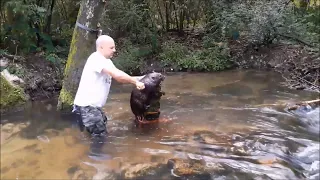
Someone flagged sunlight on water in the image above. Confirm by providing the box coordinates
[1,70,319,180]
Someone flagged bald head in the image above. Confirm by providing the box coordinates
[96,35,114,47]
[96,35,116,58]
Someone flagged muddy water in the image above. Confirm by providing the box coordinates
[1,70,319,180]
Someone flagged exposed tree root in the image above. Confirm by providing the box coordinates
[254,99,320,110]
[287,99,320,111]
[274,47,320,92]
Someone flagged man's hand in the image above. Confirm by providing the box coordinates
[135,81,145,90]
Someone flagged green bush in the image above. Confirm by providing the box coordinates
[113,39,153,75]
[204,0,320,48]
[159,41,188,67]
[159,38,232,72]
[178,47,232,72]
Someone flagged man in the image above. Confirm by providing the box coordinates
[73,35,145,136]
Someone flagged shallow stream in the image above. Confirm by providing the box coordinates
[1,70,319,180]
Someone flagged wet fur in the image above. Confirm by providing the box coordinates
[130,72,165,123]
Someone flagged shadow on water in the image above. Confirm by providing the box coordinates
[1,70,319,180]
[1,99,71,136]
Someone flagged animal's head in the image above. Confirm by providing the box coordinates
[142,72,165,87]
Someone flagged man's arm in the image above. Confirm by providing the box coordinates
[132,75,145,81]
[101,66,145,89]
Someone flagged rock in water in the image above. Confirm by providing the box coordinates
[130,72,165,123]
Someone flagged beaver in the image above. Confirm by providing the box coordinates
[130,72,165,123]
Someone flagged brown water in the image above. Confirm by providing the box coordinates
[1,70,319,180]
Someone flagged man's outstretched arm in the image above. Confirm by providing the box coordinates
[133,75,145,81]
[101,67,145,90]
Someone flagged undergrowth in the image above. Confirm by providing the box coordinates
[114,35,234,74]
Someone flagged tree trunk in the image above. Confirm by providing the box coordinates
[58,0,68,21]
[156,0,165,31]
[165,0,170,31]
[172,1,179,31]
[178,9,185,36]
[57,0,105,111]
[45,0,56,34]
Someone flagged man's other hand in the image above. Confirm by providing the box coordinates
[136,81,145,90]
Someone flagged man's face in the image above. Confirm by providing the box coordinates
[102,40,116,59]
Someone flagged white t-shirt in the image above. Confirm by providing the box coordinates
[73,51,114,107]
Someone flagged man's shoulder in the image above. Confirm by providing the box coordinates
[84,52,115,73]
[105,58,114,65]
[87,52,101,61]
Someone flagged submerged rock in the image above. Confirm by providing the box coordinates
[71,169,89,180]
[192,130,231,145]
[73,162,118,180]
[167,158,224,179]
[1,122,30,144]
[67,165,89,180]
[120,162,167,179]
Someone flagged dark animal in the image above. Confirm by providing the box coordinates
[130,72,165,124]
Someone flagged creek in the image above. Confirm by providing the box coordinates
[1,70,319,180]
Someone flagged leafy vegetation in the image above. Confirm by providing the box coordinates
[0,0,319,74]
[0,75,26,112]
[0,0,77,62]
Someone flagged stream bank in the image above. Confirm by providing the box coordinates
[229,38,319,92]
[0,39,319,115]
[0,52,63,114]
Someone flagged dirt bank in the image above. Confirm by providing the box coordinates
[0,53,63,114]
[229,38,319,92]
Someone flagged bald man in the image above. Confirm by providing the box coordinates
[73,35,145,136]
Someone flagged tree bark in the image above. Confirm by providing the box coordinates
[165,0,170,31]
[57,0,105,111]
[156,0,165,31]
[178,9,185,36]
[45,0,56,34]
[172,1,179,31]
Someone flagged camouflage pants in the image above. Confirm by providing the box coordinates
[72,105,108,136]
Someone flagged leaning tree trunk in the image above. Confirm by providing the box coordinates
[57,0,105,111]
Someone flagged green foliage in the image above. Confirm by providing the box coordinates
[159,41,188,67]
[104,0,156,44]
[179,46,232,72]
[287,5,320,47]
[1,0,77,60]
[0,75,27,111]
[1,0,319,75]
[45,53,63,64]
[3,1,48,53]
[113,40,152,75]
[204,0,320,48]
[0,49,9,56]
[6,64,26,77]
[159,38,232,72]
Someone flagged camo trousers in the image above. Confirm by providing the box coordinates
[72,105,108,136]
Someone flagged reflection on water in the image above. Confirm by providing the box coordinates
[1,70,319,180]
